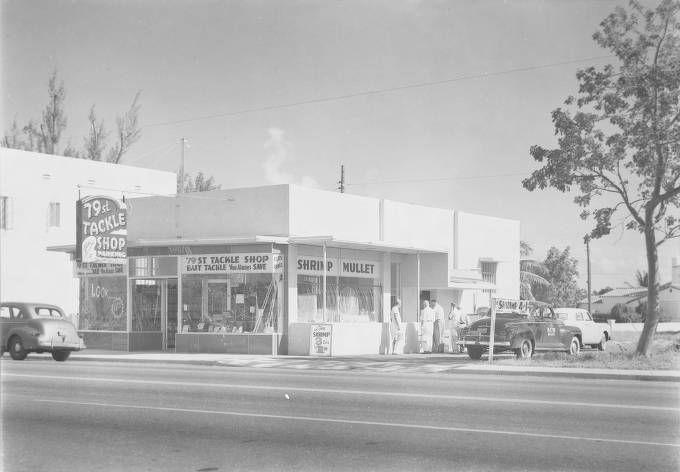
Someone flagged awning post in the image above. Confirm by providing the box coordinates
[416,253,421,322]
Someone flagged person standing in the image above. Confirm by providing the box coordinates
[420,300,435,353]
[453,303,468,353]
[430,299,445,353]
[389,298,403,355]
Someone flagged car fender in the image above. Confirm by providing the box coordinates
[510,330,534,349]
[6,326,40,350]
[563,326,583,346]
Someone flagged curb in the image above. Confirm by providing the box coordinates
[55,354,680,382]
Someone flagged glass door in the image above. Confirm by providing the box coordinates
[163,279,179,350]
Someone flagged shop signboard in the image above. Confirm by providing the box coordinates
[74,261,127,276]
[309,323,332,356]
[181,252,284,275]
[297,256,380,279]
[494,298,530,314]
[76,196,127,264]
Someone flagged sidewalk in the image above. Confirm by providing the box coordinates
[60,350,680,382]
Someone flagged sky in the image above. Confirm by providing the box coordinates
[2,0,678,289]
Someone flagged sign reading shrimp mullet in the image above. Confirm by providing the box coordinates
[76,196,127,264]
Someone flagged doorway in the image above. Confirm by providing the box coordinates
[164,279,178,350]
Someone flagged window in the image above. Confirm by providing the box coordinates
[35,307,64,319]
[0,196,10,229]
[0,307,11,319]
[48,202,61,227]
[575,312,584,321]
[79,276,127,330]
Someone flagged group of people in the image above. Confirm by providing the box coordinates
[389,298,470,354]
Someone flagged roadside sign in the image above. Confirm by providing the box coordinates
[309,323,332,357]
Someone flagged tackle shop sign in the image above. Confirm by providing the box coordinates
[76,196,127,264]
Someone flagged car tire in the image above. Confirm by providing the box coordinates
[597,334,607,351]
[568,337,581,356]
[52,351,71,362]
[8,336,28,360]
[515,338,533,359]
[467,346,483,360]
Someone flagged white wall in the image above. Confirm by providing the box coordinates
[382,200,452,251]
[0,148,176,315]
[289,186,380,241]
[128,185,290,241]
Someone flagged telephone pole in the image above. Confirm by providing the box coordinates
[179,137,187,194]
[585,235,592,313]
[338,164,345,193]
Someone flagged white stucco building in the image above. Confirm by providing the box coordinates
[0,148,177,316]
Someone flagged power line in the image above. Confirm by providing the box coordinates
[347,172,528,186]
[142,55,614,129]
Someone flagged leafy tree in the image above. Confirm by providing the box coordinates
[2,70,141,163]
[178,172,221,193]
[634,269,649,287]
[523,0,680,355]
[534,246,585,307]
[519,241,550,300]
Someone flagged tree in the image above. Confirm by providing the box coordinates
[634,269,650,287]
[2,70,141,163]
[534,246,585,307]
[178,172,221,193]
[523,0,680,355]
[519,241,550,300]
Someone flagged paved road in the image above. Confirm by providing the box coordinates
[2,358,679,472]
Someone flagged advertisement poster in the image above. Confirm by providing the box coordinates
[309,323,332,356]
[181,252,284,275]
[76,196,127,264]
[494,298,530,314]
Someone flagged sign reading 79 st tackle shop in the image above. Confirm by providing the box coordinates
[76,196,127,264]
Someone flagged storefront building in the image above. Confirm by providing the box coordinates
[57,184,520,355]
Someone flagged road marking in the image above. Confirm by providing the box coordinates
[33,398,680,448]
[6,372,679,412]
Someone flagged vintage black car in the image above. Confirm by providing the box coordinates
[458,304,582,360]
[1,302,85,361]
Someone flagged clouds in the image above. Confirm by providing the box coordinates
[263,128,319,188]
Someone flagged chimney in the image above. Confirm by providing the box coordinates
[673,258,680,286]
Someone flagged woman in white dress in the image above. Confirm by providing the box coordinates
[389,299,403,354]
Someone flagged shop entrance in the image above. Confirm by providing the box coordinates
[163,279,178,350]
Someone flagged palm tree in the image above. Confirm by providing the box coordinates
[634,270,649,288]
[520,241,550,300]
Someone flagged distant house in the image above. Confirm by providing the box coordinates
[580,259,680,321]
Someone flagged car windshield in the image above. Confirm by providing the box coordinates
[34,307,64,319]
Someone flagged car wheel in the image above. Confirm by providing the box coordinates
[515,339,533,359]
[597,334,607,351]
[8,336,28,360]
[568,337,581,356]
[467,346,483,360]
[52,351,71,362]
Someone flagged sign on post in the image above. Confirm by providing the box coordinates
[309,323,332,356]
[76,196,127,264]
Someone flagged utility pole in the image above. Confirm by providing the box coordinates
[585,235,592,313]
[179,137,187,194]
[338,164,345,193]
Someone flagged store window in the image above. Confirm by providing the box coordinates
[179,252,285,334]
[131,279,162,331]
[130,256,177,277]
[78,276,127,331]
[296,251,382,323]
[48,202,60,227]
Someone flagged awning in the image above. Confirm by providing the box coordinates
[448,280,496,290]
[289,236,446,254]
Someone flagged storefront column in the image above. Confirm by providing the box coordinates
[287,244,298,323]
[381,252,391,323]
[416,252,421,322]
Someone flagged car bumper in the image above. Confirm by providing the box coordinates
[36,337,85,351]
[457,340,511,347]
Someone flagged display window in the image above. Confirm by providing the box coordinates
[181,273,283,333]
[131,279,163,331]
[297,275,382,323]
[78,275,127,331]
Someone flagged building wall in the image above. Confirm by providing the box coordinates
[381,200,452,251]
[0,148,176,315]
[128,185,290,241]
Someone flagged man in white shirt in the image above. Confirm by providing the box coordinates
[430,299,445,353]
[420,300,435,353]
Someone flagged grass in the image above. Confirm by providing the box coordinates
[495,333,680,370]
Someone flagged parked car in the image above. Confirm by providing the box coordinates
[458,304,582,360]
[554,307,609,350]
[0,302,85,361]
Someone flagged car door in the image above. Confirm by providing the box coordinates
[582,311,600,344]
[541,308,562,349]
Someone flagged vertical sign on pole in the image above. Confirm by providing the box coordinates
[322,241,327,323]
[488,297,496,365]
